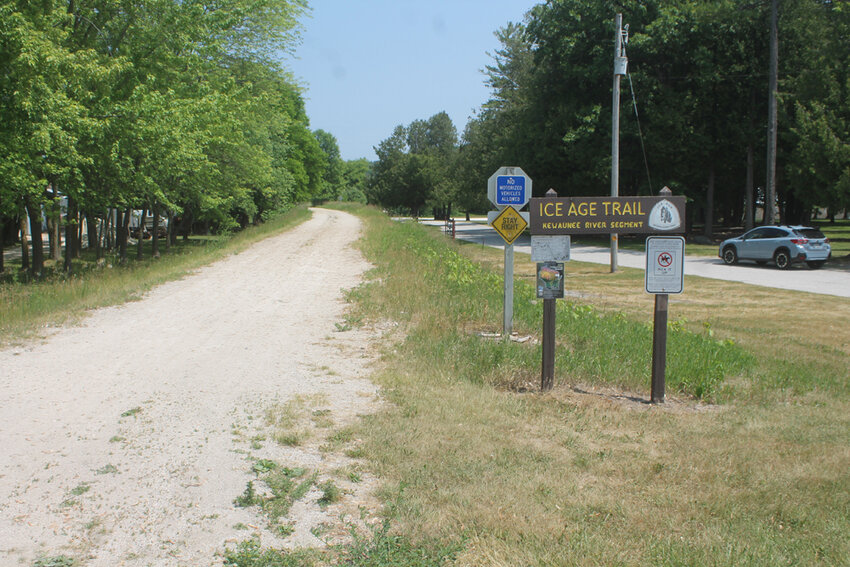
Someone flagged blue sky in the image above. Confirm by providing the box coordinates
[286,1,539,161]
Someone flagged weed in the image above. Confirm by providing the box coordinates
[69,483,90,496]
[33,557,76,567]
[120,407,141,418]
[252,459,278,474]
[223,539,319,566]
[234,481,257,508]
[95,464,118,475]
[317,481,341,507]
[108,435,124,443]
[274,432,304,447]
[336,520,463,567]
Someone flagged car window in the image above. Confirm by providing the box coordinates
[745,228,769,239]
[795,228,825,239]
[765,228,789,238]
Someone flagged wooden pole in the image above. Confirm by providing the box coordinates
[541,297,556,391]
[651,293,669,403]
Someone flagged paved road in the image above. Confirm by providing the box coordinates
[424,220,850,298]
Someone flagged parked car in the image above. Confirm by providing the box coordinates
[718,225,831,269]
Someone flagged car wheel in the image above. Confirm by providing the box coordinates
[722,246,738,265]
[774,249,791,270]
[807,260,825,269]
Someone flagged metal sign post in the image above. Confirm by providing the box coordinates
[504,244,514,338]
[488,167,532,339]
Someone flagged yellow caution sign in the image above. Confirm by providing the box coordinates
[490,205,528,245]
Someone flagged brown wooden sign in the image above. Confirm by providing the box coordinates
[529,196,686,235]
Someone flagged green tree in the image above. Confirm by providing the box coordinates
[314,129,344,201]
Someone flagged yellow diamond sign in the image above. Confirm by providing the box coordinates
[490,205,528,244]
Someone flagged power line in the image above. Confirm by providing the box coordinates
[627,72,654,195]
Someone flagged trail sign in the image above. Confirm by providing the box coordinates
[488,167,532,209]
[529,196,686,235]
[490,205,528,245]
[531,235,571,262]
[645,236,685,294]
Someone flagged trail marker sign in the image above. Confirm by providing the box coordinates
[490,205,528,245]
[645,236,685,294]
[488,167,532,209]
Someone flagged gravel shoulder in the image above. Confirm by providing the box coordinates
[0,208,382,565]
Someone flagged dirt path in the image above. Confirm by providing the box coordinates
[0,208,382,565]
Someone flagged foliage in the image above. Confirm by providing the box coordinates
[375,0,850,228]
[367,112,460,216]
[0,0,338,275]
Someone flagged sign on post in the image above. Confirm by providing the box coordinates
[536,262,565,299]
[529,196,686,235]
[531,235,571,262]
[488,167,532,210]
[489,206,528,245]
[645,236,685,294]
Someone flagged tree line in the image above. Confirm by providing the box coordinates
[369,0,850,234]
[0,0,367,275]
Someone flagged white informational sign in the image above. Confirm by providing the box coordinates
[645,236,685,294]
[487,166,532,210]
[531,235,571,262]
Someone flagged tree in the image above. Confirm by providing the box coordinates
[369,112,459,216]
[314,129,344,201]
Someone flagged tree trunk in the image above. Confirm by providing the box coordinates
[48,195,61,261]
[64,196,76,272]
[86,213,100,257]
[151,203,160,258]
[19,216,30,271]
[745,144,754,231]
[704,166,715,239]
[136,207,146,260]
[76,208,83,257]
[166,210,174,250]
[118,207,130,264]
[27,202,45,275]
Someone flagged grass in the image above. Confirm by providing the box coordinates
[325,203,850,566]
[0,205,311,347]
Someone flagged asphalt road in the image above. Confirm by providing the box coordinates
[423,220,850,299]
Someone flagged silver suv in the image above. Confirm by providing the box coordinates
[719,225,831,269]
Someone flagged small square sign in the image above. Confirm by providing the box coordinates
[537,262,564,299]
[645,236,685,294]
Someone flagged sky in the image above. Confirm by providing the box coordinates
[286,1,540,162]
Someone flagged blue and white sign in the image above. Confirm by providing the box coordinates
[488,166,532,209]
[496,176,526,206]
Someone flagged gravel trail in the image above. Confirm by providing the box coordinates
[0,208,381,565]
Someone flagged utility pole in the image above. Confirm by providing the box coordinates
[765,0,778,225]
[611,13,627,272]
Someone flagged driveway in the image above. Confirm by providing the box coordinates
[424,220,850,299]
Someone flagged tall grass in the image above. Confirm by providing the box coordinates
[330,203,849,566]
